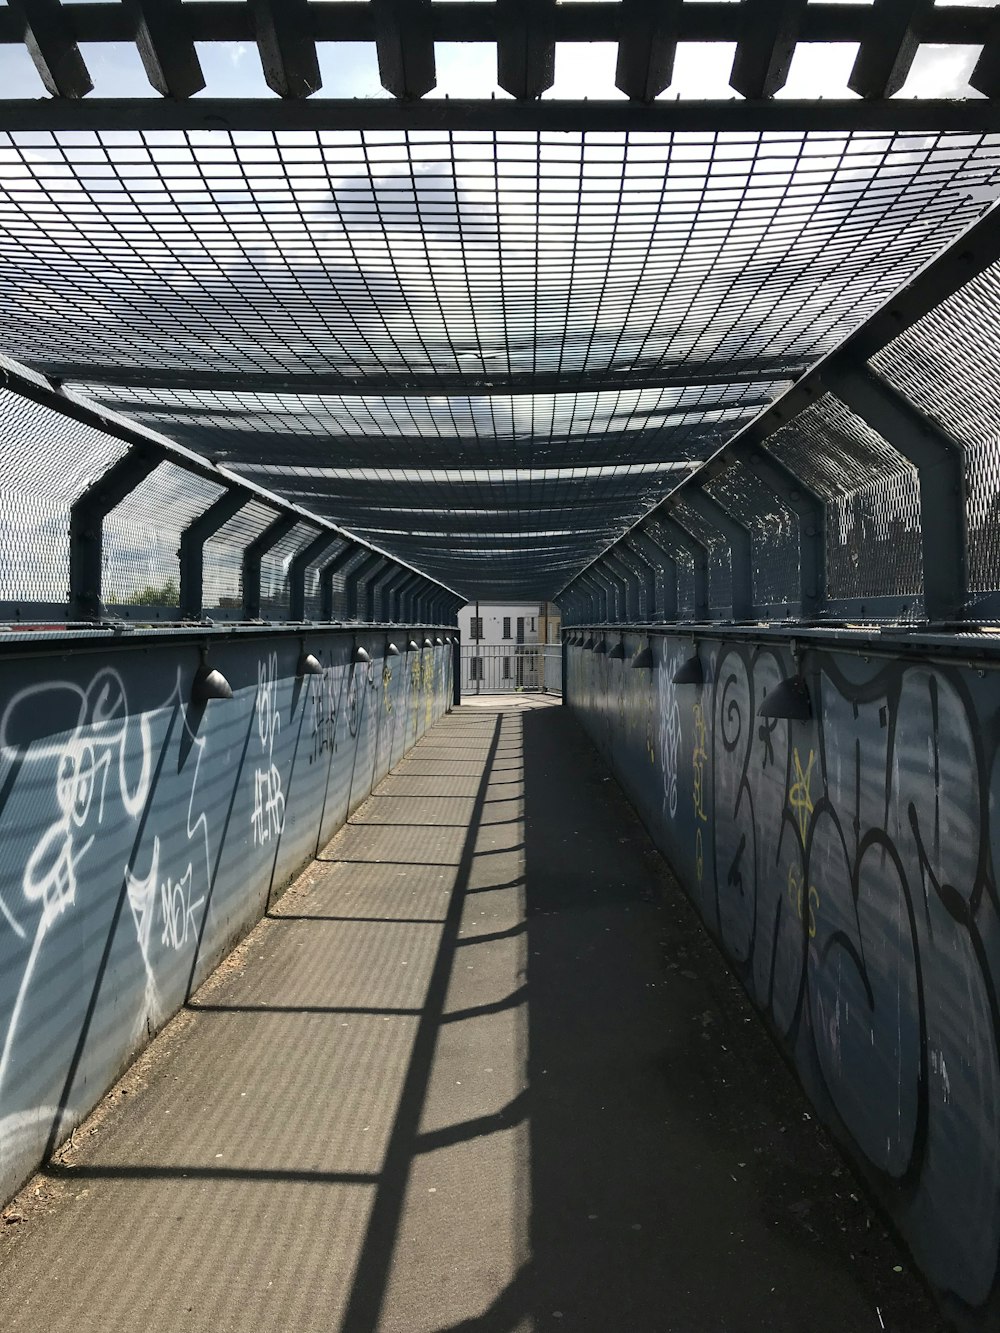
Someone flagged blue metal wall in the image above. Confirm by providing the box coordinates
[568,634,1000,1326]
[0,629,453,1206]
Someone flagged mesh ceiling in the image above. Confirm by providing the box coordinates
[3,125,1000,598]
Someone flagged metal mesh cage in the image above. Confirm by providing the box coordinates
[0,386,129,606]
[102,462,225,610]
[645,517,697,619]
[703,459,800,610]
[765,394,923,604]
[870,260,1000,595]
[302,536,349,620]
[670,498,733,614]
[258,521,323,620]
[4,125,997,601]
[201,498,281,612]
[612,546,651,621]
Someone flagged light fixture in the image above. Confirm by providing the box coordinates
[594,638,608,654]
[608,639,626,661]
[408,639,420,651]
[296,651,324,677]
[672,653,704,685]
[758,674,811,721]
[423,637,433,648]
[385,641,400,658]
[632,642,655,669]
[434,636,443,645]
[191,650,232,704]
[353,645,371,664]
[583,635,596,651]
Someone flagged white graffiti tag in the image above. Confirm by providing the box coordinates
[251,653,285,845]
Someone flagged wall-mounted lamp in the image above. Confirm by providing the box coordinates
[408,639,420,651]
[632,642,655,669]
[608,638,626,661]
[758,674,811,721]
[423,637,433,648]
[672,653,704,685]
[296,651,324,677]
[191,650,233,704]
[593,637,608,654]
[353,645,371,664]
[385,641,400,658]
[434,636,444,645]
[583,635,596,651]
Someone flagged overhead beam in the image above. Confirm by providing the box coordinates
[0,4,991,52]
[3,99,1000,135]
[58,360,804,400]
[6,0,92,99]
[126,0,205,100]
[250,0,322,100]
[730,0,808,101]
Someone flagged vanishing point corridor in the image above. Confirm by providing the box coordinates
[0,699,942,1332]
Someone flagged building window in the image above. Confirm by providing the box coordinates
[470,616,484,640]
[530,616,535,632]
[516,616,524,643]
[470,656,483,680]
[502,656,510,679]
[502,616,511,639]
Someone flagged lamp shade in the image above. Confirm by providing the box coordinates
[353,645,371,664]
[191,665,232,704]
[632,643,654,669]
[608,639,626,660]
[385,642,400,657]
[296,651,324,677]
[757,674,811,721]
[672,653,703,685]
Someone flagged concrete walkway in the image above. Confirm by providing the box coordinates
[0,698,944,1332]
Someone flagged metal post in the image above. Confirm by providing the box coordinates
[739,448,827,617]
[605,551,641,622]
[179,489,246,621]
[318,543,360,621]
[658,513,710,621]
[453,633,462,706]
[345,551,385,620]
[288,532,341,621]
[681,484,754,620]
[243,513,297,619]
[69,447,161,620]
[630,528,675,621]
[620,536,659,621]
[820,363,968,622]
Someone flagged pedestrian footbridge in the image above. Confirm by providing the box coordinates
[3,5,1000,1330]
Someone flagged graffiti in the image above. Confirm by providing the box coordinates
[0,635,453,1209]
[568,636,1000,1313]
[382,662,393,714]
[251,653,284,845]
[657,651,682,815]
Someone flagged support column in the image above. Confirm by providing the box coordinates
[70,448,161,620]
[681,484,754,620]
[178,490,246,621]
[739,449,826,617]
[243,514,297,620]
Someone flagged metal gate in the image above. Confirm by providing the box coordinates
[461,645,561,694]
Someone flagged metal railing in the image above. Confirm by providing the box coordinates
[461,644,562,695]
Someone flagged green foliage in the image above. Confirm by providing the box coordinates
[128,578,179,606]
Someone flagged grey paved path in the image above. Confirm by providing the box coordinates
[0,698,945,1332]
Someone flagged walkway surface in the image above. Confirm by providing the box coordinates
[0,697,944,1333]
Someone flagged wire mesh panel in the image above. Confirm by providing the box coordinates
[201,498,282,613]
[870,260,1000,596]
[302,536,350,620]
[765,393,923,605]
[103,461,225,610]
[258,521,323,620]
[0,384,129,607]
[646,519,697,620]
[670,498,733,614]
[0,126,996,600]
[703,458,800,610]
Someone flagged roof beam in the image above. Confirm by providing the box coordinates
[3,98,1000,134]
[251,0,322,100]
[6,0,92,99]
[58,360,803,400]
[126,0,205,100]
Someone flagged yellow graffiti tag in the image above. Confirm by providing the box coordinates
[787,863,819,939]
[789,747,815,846]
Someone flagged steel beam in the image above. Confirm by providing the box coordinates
[737,451,826,616]
[69,448,161,620]
[681,485,754,620]
[605,551,643,623]
[3,98,998,135]
[251,0,322,99]
[7,0,92,98]
[615,0,682,103]
[243,514,299,619]
[126,0,205,99]
[50,359,800,401]
[624,531,669,621]
[730,0,807,99]
[372,0,435,99]
[497,0,556,100]
[820,364,968,621]
[593,562,627,624]
[345,552,387,621]
[657,515,710,621]
[848,0,926,100]
[288,532,343,621]
[179,489,247,621]
[318,543,360,621]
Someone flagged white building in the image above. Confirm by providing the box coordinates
[457,601,561,691]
